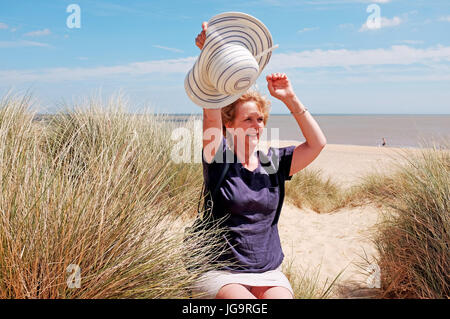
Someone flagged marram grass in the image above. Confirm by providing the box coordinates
[369,142,449,298]
[3,92,447,299]
[341,141,449,298]
[283,136,449,298]
[0,92,224,298]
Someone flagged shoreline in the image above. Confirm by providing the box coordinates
[263,140,447,150]
[259,140,438,187]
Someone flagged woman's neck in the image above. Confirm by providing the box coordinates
[230,136,258,167]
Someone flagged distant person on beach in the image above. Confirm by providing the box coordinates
[191,22,327,299]
[382,137,387,146]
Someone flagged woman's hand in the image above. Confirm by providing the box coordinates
[195,22,208,50]
[266,73,296,103]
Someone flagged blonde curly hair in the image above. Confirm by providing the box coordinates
[221,90,271,136]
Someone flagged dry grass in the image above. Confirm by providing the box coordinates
[285,138,449,298]
[368,143,450,298]
[0,92,224,298]
[285,168,348,213]
[282,255,342,299]
[2,91,447,299]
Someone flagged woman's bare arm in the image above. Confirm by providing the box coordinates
[202,109,223,163]
[284,96,326,176]
[266,73,326,176]
[195,22,224,163]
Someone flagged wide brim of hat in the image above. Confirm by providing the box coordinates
[185,12,274,109]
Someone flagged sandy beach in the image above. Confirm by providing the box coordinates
[262,140,421,186]
[270,141,425,298]
[179,140,433,298]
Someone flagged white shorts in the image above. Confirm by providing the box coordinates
[191,265,294,299]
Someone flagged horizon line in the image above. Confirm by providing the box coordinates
[159,113,450,116]
[34,112,450,116]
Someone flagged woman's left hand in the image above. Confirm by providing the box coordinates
[195,22,208,50]
[266,73,296,103]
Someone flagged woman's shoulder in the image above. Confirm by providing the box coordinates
[202,135,228,165]
[261,144,296,179]
[267,143,296,156]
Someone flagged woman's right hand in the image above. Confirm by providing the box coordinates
[195,22,208,50]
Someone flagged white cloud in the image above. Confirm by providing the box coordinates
[152,45,184,53]
[439,16,450,22]
[298,27,319,33]
[2,45,450,85]
[0,57,196,83]
[0,22,8,29]
[268,45,450,69]
[0,40,51,48]
[398,40,424,45]
[381,16,402,27]
[357,73,450,83]
[23,28,51,37]
[359,16,402,32]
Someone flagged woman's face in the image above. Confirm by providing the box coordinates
[225,100,265,151]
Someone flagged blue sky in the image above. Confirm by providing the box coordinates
[0,0,449,114]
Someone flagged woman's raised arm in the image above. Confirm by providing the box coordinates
[202,108,223,163]
[266,73,327,176]
[196,22,223,163]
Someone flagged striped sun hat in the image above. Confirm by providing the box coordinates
[185,12,277,109]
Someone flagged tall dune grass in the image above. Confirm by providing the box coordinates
[350,143,449,298]
[282,256,342,299]
[284,140,449,298]
[285,168,350,213]
[3,91,447,299]
[0,93,223,298]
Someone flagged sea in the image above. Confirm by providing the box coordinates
[265,114,450,149]
[34,113,450,149]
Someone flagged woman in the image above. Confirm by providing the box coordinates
[194,22,327,299]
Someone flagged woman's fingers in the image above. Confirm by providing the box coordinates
[195,22,208,50]
[267,80,275,95]
[267,72,287,80]
[267,73,289,85]
[196,33,204,43]
[195,33,205,49]
[195,35,204,49]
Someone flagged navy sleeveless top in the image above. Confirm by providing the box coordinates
[202,136,295,273]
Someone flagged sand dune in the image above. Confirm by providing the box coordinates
[279,203,382,298]
[273,142,422,298]
[262,140,422,186]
